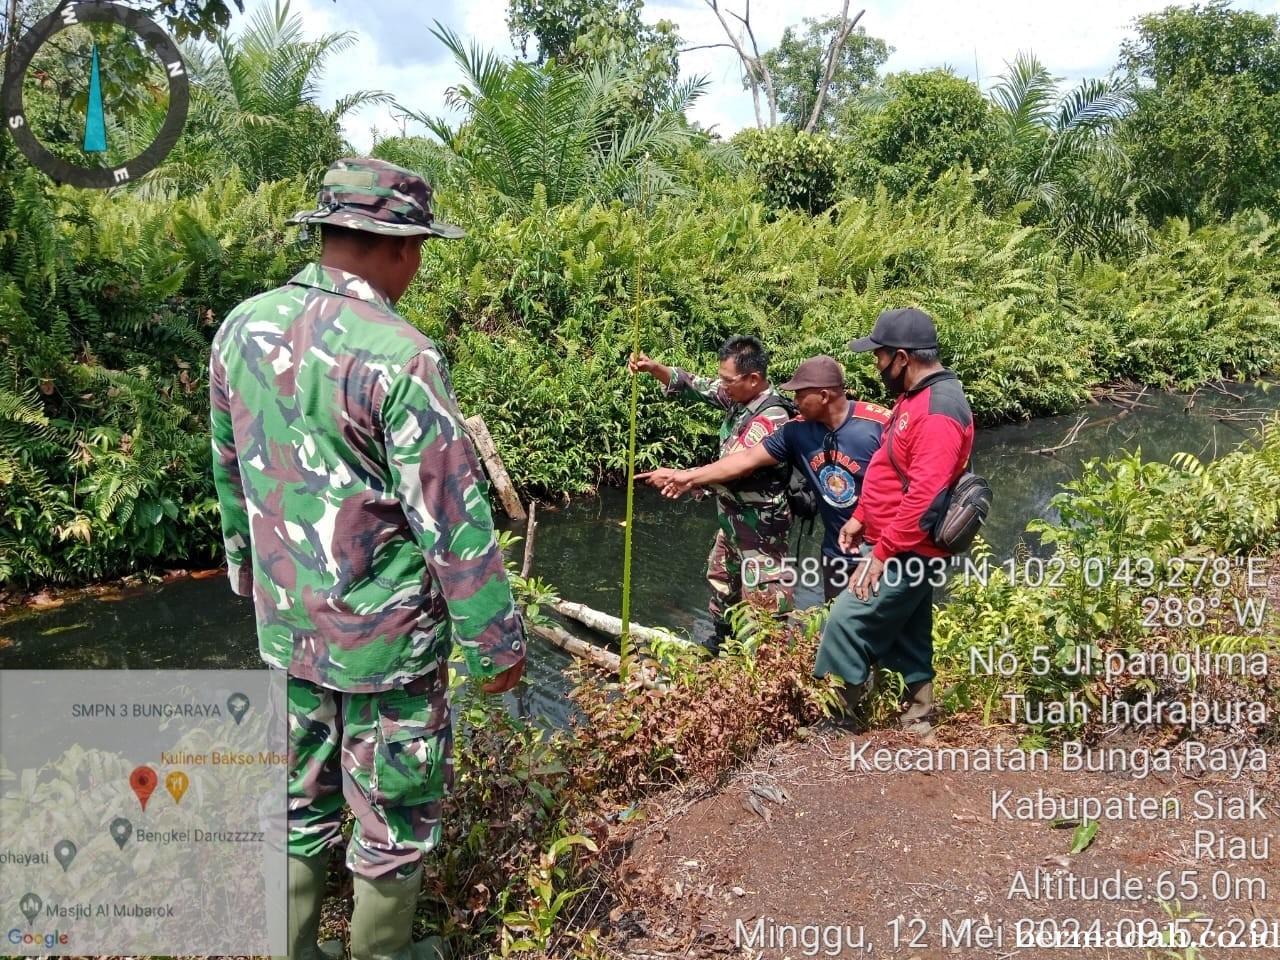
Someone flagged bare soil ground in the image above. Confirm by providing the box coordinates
[609,724,1280,960]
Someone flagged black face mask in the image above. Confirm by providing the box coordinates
[879,353,908,396]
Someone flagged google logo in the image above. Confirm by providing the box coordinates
[7,928,70,948]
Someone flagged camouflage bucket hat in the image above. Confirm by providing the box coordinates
[288,157,465,239]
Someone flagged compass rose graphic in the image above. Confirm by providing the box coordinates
[2,2,189,188]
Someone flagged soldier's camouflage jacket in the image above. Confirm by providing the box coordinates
[663,368,791,535]
[210,263,524,693]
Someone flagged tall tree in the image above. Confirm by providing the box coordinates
[3,0,39,64]
[506,0,682,118]
[700,2,873,130]
[843,69,998,198]
[699,0,777,127]
[144,0,246,41]
[1118,0,1280,222]
[762,11,889,131]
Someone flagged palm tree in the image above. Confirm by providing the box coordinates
[400,25,705,216]
[988,52,1145,256]
[128,0,389,194]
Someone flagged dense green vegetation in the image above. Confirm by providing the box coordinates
[3,4,1279,954]
[1120,0,1280,222]
[3,0,1280,589]
[935,420,1280,739]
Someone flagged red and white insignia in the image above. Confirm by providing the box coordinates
[740,415,775,448]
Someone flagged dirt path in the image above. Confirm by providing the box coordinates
[611,725,1280,959]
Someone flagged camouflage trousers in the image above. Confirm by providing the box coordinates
[706,527,794,626]
[285,664,452,880]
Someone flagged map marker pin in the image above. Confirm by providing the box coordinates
[20,892,42,926]
[165,770,189,804]
[227,692,250,725]
[110,817,133,849]
[129,766,157,811]
[53,840,76,872]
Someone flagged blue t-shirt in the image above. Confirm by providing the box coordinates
[762,401,889,556]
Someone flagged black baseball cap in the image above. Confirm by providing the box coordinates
[848,307,939,352]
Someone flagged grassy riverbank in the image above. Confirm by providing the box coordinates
[423,421,1279,956]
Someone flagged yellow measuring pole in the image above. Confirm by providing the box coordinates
[619,164,649,683]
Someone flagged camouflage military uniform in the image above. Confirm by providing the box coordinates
[663,369,793,625]
[210,161,524,883]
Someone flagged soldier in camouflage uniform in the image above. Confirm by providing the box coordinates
[628,336,793,649]
[210,158,526,960]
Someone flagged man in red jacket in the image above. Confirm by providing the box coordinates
[820,308,974,734]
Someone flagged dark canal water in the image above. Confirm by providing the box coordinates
[2,383,1277,722]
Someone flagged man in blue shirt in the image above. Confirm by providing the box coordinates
[640,355,889,601]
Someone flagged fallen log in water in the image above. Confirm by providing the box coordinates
[551,600,698,647]
[527,621,669,690]
[528,621,620,673]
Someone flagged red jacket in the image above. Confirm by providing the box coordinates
[853,370,974,561]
